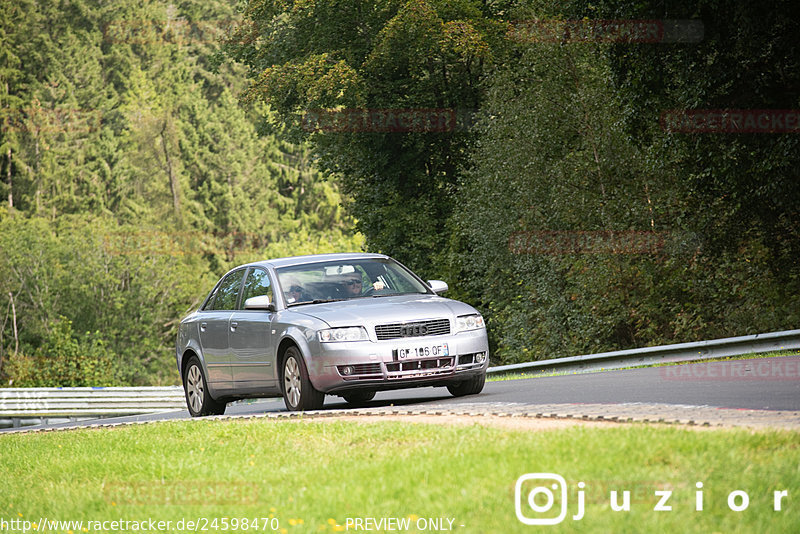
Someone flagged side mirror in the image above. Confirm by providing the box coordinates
[427,280,448,294]
[244,295,275,311]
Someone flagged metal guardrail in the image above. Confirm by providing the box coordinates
[1,329,798,429]
[487,329,800,376]
[0,386,185,429]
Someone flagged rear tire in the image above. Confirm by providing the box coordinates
[183,356,227,417]
[341,390,376,406]
[281,346,325,411]
[447,373,486,397]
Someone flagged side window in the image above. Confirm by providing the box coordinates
[208,269,246,311]
[241,268,273,308]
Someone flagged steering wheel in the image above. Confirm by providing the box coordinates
[364,281,388,296]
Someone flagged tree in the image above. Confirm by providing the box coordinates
[223,0,508,275]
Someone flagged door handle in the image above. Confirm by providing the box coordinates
[230,321,238,332]
[200,322,207,332]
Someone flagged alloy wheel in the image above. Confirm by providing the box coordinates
[284,357,302,408]
[186,365,204,413]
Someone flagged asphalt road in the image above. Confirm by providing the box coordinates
[6,355,799,432]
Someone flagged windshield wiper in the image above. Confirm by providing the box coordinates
[288,298,346,307]
[371,291,430,297]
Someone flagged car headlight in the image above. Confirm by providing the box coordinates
[455,314,485,333]
[318,327,369,342]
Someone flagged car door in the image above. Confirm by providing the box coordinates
[229,267,277,390]
[197,268,246,390]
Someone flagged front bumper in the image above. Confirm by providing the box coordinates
[305,328,489,394]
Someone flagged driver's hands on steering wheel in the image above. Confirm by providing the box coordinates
[372,280,385,291]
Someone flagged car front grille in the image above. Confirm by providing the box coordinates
[375,319,450,340]
[385,356,454,379]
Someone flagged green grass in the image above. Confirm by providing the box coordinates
[1,419,798,533]
[488,349,800,382]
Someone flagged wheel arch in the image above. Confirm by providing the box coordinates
[276,336,301,381]
[276,333,325,411]
[180,348,201,384]
[275,325,315,376]
[180,348,225,402]
[178,334,205,381]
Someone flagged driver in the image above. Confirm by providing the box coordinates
[340,272,364,297]
[340,272,385,297]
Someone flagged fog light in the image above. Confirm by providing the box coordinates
[475,352,486,364]
[341,366,354,376]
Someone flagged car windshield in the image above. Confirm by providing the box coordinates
[276,258,430,306]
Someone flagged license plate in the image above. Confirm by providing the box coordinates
[397,343,449,360]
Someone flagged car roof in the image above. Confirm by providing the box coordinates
[244,252,390,270]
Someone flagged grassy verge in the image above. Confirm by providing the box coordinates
[488,349,800,382]
[1,419,798,533]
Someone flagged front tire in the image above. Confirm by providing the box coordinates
[183,356,227,417]
[282,347,325,411]
[447,373,486,397]
[341,390,376,406]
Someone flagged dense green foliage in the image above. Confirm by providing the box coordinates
[457,1,800,361]
[230,0,799,364]
[561,0,800,274]
[4,316,114,387]
[0,0,360,385]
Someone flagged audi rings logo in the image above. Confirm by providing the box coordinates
[400,324,428,337]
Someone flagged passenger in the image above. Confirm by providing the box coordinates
[284,278,311,304]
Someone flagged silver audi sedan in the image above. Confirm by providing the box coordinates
[176,253,489,414]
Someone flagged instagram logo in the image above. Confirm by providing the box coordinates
[515,473,576,525]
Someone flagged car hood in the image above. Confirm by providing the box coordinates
[291,294,478,328]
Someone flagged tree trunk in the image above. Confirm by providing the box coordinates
[9,292,18,358]
[6,147,11,209]
[160,120,182,223]
[34,138,41,213]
